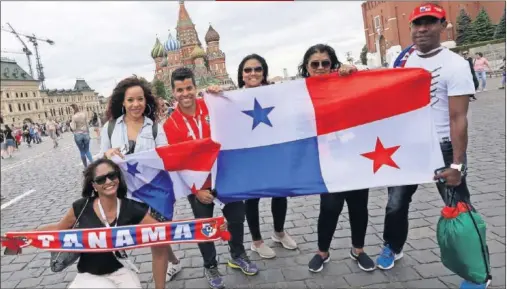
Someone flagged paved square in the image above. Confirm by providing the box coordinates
[1,85,505,288]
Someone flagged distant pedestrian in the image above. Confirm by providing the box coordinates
[46,117,59,148]
[473,52,492,92]
[70,104,93,168]
[4,125,16,158]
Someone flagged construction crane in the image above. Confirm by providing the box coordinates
[1,23,55,90]
[1,24,34,77]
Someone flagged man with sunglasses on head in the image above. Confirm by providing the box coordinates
[162,67,258,289]
[378,4,491,289]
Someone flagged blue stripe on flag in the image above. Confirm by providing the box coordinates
[215,137,327,202]
[132,171,176,220]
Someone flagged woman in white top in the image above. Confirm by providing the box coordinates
[100,76,181,289]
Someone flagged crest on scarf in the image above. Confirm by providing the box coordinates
[205,116,210,124]
[201,222,217,238]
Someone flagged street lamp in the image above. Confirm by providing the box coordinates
[446,22,453,40]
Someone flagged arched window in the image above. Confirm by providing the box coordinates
[33,92,36,97]
[15,92,18,98]
[18,103,21,111]
[6,93,9,98]
[8,104,12,112]
[27,103,31,110]
[23,104,26,111]
[35,102,38,110]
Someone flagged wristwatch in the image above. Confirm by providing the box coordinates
[450,163,467,176]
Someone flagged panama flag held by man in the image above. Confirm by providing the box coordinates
[205,68,445,202]
[112,139,221,219]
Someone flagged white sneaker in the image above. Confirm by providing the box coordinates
[272,232,297,250]
[166,260,182,281]
[251,242,276,259]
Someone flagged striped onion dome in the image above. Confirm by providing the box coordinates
[151,38,166,59]
[164,32,181,52]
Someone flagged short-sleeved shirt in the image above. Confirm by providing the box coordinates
[72,197,149,275]
[404,48,475,140]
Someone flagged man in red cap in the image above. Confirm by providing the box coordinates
[377,4,490,289]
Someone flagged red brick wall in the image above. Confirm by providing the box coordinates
[362,1,506,53]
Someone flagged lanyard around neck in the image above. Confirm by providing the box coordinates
[181,109,203,140]
[98,198,120,228]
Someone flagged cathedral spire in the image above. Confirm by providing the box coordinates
[177,0,194,28]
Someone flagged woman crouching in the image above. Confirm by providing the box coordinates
[37,159,164,288]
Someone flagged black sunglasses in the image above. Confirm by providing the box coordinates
[310,60,332,69]
[93,171,120,185]
[243,66,263,74]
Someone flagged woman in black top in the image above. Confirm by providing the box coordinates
[4,125,16,158]
[36,158,163,288]
[297,44,375,273]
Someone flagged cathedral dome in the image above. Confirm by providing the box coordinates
[151,38,166,59]
[205,24,220,43]
[164,32,181,52]
[191,46,206,59]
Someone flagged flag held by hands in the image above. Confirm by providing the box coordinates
[113,139,221,220]
[205,68,445,202]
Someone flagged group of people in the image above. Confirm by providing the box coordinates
[23,3,491,289]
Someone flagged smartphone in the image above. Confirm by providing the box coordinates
[434,167,447,184]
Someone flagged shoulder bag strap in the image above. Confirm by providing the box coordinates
[71,198,89,229]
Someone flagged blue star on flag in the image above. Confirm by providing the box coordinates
[126,162,141,176]
[242,98,275,130]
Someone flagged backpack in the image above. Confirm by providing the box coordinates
[107,120,158,144]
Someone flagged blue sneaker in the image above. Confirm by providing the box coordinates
[376,245,403,270]
[227,253,259,276]
[204,266,225,289]
[459,279,491,289]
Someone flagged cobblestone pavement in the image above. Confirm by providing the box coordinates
[1,86,505,289]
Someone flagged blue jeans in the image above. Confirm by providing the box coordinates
[502,72,506,87]
[74,133,93,167]
[383,141,471,253]
[475,71,487,90]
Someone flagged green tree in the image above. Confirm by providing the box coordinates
[471,7,495,42]
[494,6,506,39]
[360,44,368,65]
[456,9,474,45]
[152,78,168,100]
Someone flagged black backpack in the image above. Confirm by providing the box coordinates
[107,120,158,143]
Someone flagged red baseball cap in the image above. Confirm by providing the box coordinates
[409,4,446,23]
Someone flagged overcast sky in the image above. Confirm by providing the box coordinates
[1,1,365,97]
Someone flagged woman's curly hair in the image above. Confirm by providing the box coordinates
[105,75,159,122]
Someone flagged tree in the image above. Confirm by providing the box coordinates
[471,7,495,42]
[360,44,368,65]
[152,78,168,100]
[494,6,506,39]
[456,9,474,45]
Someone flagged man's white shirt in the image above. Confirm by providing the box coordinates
[402,48,475,140]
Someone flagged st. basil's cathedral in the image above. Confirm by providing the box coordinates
[151,1,236,91]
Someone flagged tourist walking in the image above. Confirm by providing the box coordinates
[3,125,16,158]
[166,67,258,289]
[22,121,32,147]
[100,75,180,289]
[377,5,491,289]
[473,52,492,92]
[46,117,59,148]
[70,104,94,168]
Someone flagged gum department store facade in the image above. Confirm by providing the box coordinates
[0,57,106,128]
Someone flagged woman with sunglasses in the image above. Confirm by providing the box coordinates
[34,159,160,288]
[100,76,181,288]
[297,44,375,273]
[207,54,297,259]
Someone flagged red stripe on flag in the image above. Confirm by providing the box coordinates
[305,68,431,135]
[155,138,220,172]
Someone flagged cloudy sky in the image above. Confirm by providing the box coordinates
[1,1,365,97]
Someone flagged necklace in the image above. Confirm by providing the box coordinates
[416,46,444,56]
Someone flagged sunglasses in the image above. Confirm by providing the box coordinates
[243,67,263,74]
[310,60,332,69]
[93,171,119,185]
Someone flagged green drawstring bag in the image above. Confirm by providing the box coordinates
[437,198,492,284]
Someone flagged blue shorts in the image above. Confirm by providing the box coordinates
[5,139,15,148]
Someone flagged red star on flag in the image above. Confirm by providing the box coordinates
[361,137,401,173]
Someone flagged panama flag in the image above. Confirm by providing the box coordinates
[205,68,444,203]
[111,139,220,219]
